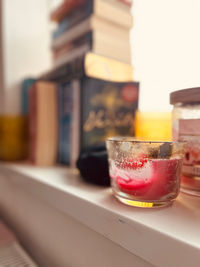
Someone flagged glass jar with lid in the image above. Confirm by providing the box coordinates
[170,87,200,196]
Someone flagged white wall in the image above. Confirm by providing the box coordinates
[2,0,52,114]
[131,0,200,111]
[0,0,4,112]
[2,0,200,113]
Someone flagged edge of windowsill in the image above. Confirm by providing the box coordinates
[0,163,200,267]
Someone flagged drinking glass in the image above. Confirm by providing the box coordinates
[106,137,185,208]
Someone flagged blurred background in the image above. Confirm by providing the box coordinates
[1,0,200,113]
[0,0,200,162]
[0,2,200,266]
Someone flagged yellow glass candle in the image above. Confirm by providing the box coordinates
[135,111,172,141]
[0,115,29,160]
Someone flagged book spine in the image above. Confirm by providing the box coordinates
[52,18,70,40]
[21,78,35,115]
[50,0,131,23]
[70,79,81,167]
[52,31,93,60]
[51,16,130,51]
[50,0,88,22]
[28,84,37,164]
[53,32,92,62]
[58,83,73,164]
[53,44,73,60]
[40,55,85,82]
[52,3,93,40]
[84,52,133,82]
[53,43,90,69]
[94,1,133,29]
[58,83,63,163]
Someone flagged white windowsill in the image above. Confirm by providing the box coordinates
[0,163,200,267]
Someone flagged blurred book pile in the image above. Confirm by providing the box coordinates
[50,0,133,68]
[0,0,141,167]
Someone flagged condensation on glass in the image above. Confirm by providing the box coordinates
[106,137,184,208]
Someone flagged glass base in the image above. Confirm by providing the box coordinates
[115,194,173,209]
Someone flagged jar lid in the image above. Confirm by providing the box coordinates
[170,87,200,105]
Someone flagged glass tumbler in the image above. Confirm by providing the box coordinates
[106,137,185,208]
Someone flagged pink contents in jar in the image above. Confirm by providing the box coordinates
[106,138,185,208]
[111,157,182,201]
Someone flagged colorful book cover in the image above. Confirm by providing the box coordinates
[80,77,139,149]
[58,82,73,164]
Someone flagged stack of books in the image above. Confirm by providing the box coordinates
[18,0,140,167]
[50,0,133,68]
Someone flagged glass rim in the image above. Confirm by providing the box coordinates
[106,137,185,144]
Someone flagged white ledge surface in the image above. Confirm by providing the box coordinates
[0,163,200,267]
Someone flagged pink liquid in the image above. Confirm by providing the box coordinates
[110,158,182,201]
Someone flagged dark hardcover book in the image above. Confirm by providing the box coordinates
[40,56,84,82]
[57,77,139,166]
[80,77,139,149]
[57,82,73,164]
